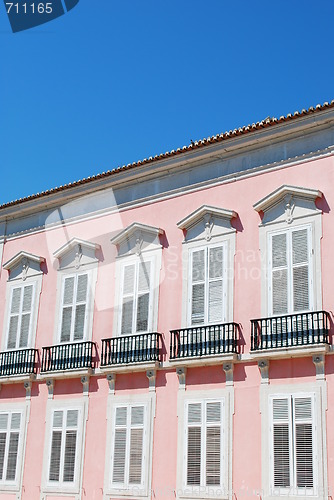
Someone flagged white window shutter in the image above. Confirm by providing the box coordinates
[271,233,288,315]
[112,407,127,484]
[191,250,205,325]
[208,247,224,324]
[49,409,63,482]
[19,285,33,348]
[136,262,151,333]
[292,229,310,312]
[0,414,8,481]
[187,402,202,486]
[121,266,135,335]
[205,402,221,486]
[272,397,291,489]
[73,274,88,341]
[293,396,314,489]
[128,406,145,485]
[61,278,75,342]
[7,288,22,349]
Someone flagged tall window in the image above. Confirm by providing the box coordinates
[120,260,152,335]
[189,244,226,326]
[60,273,89,342]
[48,408,80,486]
[269,226,312,316]
[0,411,23,485]
[111,403,147,490]
[6,284,34,350]
[270,394,316,495]
[184,399,224,490]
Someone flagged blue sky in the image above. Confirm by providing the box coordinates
[1,0,334,204]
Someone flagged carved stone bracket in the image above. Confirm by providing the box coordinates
[107,373,116,394]
[81,376,89,396]
[24,380,32,399]
[46,379,55,399]
[75,244,83,269]
[223,363,234,386]
[134,231,143,256]
[313,354,325,380]
[146,370,156,392]
[176,367,186,391]
[22,257,29,281]
[204,214,214,241]
[258,359,269,384]
[284,195,295,224]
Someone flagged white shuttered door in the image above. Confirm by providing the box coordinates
[185,400,224,490]
[60,274,89,342]
[190,245,226,326]
[269,226,312,316]
[270,394,316,495]
[120,260,152,335]
[111,404,146,489]
[7,284,34,350]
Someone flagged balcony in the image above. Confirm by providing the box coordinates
[101,333,162,369]
[0,348,38,377]
[170,322,239,364]
[251,311,330,356]
[41,341,95,373]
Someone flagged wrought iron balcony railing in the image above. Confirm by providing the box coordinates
[41,341,95,372]
[0,348,38,377]
[170,322,239,360]
[250,311,330,351]
[101,333,162,366]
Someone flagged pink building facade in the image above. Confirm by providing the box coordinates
[0,102,333,500]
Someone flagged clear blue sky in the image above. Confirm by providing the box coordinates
[1,0,334,205]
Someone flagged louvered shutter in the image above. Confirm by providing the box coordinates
[136,262,151,333]
[293,396,314,489]
[271,233,288,315]
[19,285,33,348]
[49,411,63,482]
[191,250,205,325]
[272,397,292,489]
[112,406,127,484]
[121,266,135,335]
[0,414,8,480]
[187,402,202,486]
[292,229,310,312]
[208,247,224,324]
[129,406,144,485]
[6,413,20,481]
[7,288,22,349]
[73,274,88,341]
[206,401,221,486]
[63,410,78,482]
[61,278,75,342]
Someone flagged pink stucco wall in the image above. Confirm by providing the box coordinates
[0,154,333,499]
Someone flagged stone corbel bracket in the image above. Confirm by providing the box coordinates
[258,359,269,384]
[46,379,55,399]
[313,354,325,380]
[223,363,234,386]
[107,373,116,395]
[176,367,186,390]
[24,380,33,399]
[81,376,90,396]
[146,370,156,392]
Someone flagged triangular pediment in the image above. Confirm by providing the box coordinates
[253,185,322,213]
[177,205,237,242]
[3,251,45,281]
[111,222,164,257]
[54,237,101,270]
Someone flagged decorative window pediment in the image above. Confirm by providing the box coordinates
[253,185,322,225]
[3,251,45,281]
[53,238,100,270]
[177,205,237,242]
[110,222,164,257]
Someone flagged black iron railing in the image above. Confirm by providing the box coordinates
[101,333,162,366]
[0,348,38,376]
[251,311,330,351]
[170,322,239,360]
[41,341,95,372]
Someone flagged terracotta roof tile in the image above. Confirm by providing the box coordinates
[2,99,334,210]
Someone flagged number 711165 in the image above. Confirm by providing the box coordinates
[6,3,53,14]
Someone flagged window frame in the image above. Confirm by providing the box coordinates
[176,388,233,500]
[260,382,327,500]
[0,402,29,495]
[104,392,155,499]
[41,398,87,496]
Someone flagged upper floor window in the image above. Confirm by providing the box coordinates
[111,222,164,337]
[254,185,323,317]
[2,252,45,351]
[53,238,100,344]
[177,205,237,327]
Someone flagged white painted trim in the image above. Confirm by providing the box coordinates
[103,391,156,500]
[177,206,237,230]
[110,222,164,246]
[3,251,45,270]
[40,397,88,499]
[53,237,100,259]
[253,185,322,213]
